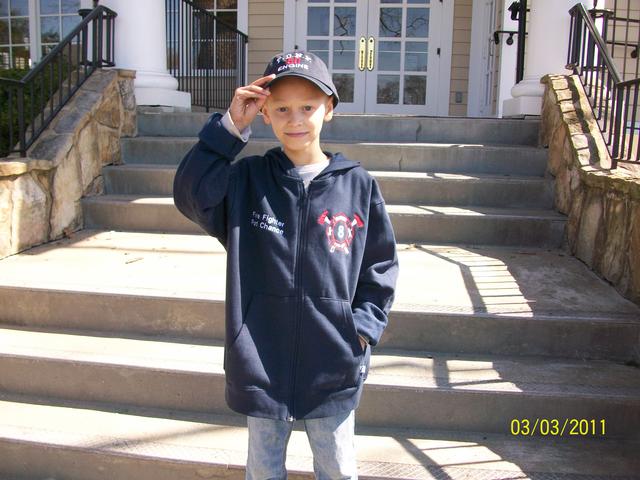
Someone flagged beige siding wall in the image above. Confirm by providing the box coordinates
[248,0,284,82]
[450,0,473,116]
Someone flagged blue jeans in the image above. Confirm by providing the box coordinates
[246,409,357,480]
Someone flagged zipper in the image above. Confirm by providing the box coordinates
[289,181,311,421]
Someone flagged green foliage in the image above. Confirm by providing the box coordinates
[0,68,29,156]
[1,61,74,157]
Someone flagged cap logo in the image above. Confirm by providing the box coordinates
[266,50,339,107]
[275,52,313,72]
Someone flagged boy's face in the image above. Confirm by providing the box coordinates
[261,76,334,156]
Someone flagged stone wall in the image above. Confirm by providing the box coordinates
[540,74,640,305]
[0,69,136,259]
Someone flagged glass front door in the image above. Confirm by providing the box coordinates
[296,0,443,114]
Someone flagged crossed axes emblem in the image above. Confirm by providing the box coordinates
[317,210,364,254]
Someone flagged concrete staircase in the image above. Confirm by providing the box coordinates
[1,110,640,479]
[86,112,566,247]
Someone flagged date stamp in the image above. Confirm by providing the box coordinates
[510,418,606,436]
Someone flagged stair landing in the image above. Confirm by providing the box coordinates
[1,230,636,319]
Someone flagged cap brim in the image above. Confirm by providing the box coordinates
[265,72,339,107]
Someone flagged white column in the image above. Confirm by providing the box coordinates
[100,0,191,109]
[503,0,593,117]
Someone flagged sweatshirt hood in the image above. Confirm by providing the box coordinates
[265,146,360,181]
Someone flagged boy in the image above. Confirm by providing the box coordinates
[173,51,399,480]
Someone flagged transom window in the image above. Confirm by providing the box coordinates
[40,0,82,56]
[0,0,82,70]
[193,0,238,70]
[0,0,30,69]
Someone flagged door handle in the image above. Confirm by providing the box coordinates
[359,37,366,71]
[367,36,375,71]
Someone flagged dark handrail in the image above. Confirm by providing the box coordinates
[569,4,622,82]
[567,2,640,167]
[0,6,117,157]
[494,1,528,83]
[515,0,527,83]
[166,0,248,111]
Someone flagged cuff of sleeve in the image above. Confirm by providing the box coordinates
[197,113,248,159]
[221,110,252,142]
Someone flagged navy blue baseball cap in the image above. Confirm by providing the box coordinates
[263,51,339,107]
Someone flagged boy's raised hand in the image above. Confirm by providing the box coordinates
[229,74,276,132]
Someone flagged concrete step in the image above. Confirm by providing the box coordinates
[2,396,638,480]
[121,137,549,176]
[104,165,554,209]
[136,111,541,146]
[1,231,638,361]
[82,195,566,247]
[1,327,639,436]
[387,204,566,247]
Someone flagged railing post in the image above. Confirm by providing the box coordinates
[17,84,26,157]
[572,10,583,73]
[515,0,527,83]
[97,10,104,68]
[612,85,624,162]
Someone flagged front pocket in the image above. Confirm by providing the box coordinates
[341,300,365,355]
[225,293,296,391]
[297,296,364,393]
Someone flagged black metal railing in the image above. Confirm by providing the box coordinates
[493,1,528,83]
[512,0,528,83]
[0,6,116,158]
[166,0,248,111]
[568,3,640,168]
[592,2,640,82]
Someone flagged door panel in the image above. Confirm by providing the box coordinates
[297,0,367,112]
[296,0,442,114]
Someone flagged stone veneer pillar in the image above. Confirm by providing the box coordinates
[100,0,191,109]
[503,0,594,117]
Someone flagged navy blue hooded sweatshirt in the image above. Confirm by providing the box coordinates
[173,112,399,421]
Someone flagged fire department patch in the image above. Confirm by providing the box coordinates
[317,210,364,255]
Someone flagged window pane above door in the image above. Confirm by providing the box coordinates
[61,0,79,14]
[11,0,28,16]
[11,18,28,43]
[378,41,400,71]
[406,8,429,37]
[40,0,57,15]
[0,46,8,68]
[62,15,79,37]
[334,7,355,36]
[308,7,329,35]
[12,45,29,68]
[379,8,401,37]
[308,39,329,65]
[0,19,8,43]
[405,41,427,71]
[333,39,354,69]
